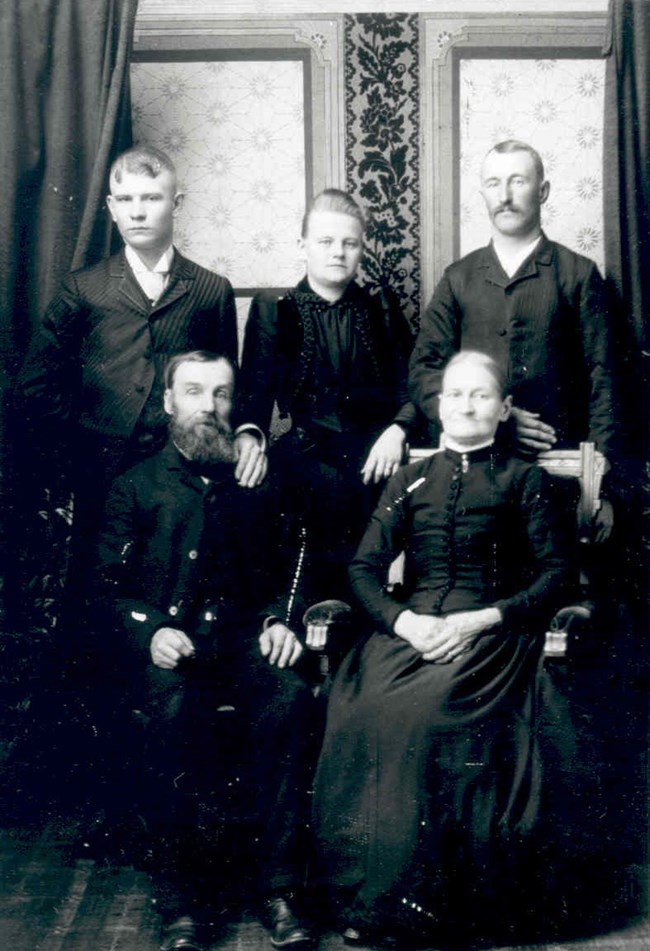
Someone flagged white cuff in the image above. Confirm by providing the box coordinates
[234,423,267,454]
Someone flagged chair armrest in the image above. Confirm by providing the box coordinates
[544,601,596,660]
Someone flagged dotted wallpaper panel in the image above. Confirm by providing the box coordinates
[459,58,605,274]
[130,59,307,290]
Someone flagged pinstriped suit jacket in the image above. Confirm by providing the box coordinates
[20,247,237,445]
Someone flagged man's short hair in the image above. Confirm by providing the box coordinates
[110,146,177,184]
[301,188,366,237]
[485,140,545,183]
[164,350,237,390]
[442,350,510,399]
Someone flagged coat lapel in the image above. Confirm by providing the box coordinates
[109,250,151,314]
[480,233,554,289]
[108,248,194,316]
[152,249,193,313]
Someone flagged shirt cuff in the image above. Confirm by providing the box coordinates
[234,423,267,454]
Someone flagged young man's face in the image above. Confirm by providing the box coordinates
[300,209,363,296]
[106,168,182,258]
[480,149,549,240]
[439,359,512,449]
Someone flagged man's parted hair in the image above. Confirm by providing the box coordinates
[301,188,366,237]
[164,350,237,390]
[110,146,177,184]
[485,140,545,183]
[442,350,510,399]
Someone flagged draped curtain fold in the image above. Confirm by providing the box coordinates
[0,0,138,385]
[0,0,137,627]
[603,0,650,378]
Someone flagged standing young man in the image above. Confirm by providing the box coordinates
[18,146,265,612]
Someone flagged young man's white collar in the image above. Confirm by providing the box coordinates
[125,245,174,302]
[491,234,542,279]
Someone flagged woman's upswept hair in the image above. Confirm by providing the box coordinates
[301,188,366,237]
[442,350,510,399]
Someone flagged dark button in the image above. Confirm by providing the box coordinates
[497,328,508,336]
[135,384,145,394]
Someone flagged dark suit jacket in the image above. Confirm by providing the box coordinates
[94,440,306,660]
[408,235,618,457]
[19,247,237,449]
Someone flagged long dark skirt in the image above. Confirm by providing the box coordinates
[312,628,547,940]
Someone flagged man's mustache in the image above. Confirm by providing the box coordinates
[195,414,231,434]
[495,204,520,214]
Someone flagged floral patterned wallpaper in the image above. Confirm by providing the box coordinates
[130,59,307,292]
[344,13,421,329]
[129,24,606,329]
[459,58,605,274]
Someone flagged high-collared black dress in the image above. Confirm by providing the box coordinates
[312,445,572,938]
[240,278,418,602]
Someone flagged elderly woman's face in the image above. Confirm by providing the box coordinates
[439,360,511,448]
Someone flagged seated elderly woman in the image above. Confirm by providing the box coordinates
[311,349,574,946]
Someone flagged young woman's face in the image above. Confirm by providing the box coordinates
[439,359,512,448]
[300,209,363,297]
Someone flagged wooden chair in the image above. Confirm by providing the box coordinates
[536,442,607,657]
[393,442,607,659]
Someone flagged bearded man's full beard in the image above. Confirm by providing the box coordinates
[170,416,235,467]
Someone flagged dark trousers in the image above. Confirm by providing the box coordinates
[137,641,323,919]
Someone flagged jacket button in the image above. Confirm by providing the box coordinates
[169,605,179,616]
[135,384,145,394]
[188,550,198,560]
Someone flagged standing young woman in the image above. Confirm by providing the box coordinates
[240,189,418,605]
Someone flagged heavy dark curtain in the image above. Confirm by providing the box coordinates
[0,0,137,623]
[0,0,138,384]
[603,0,650,396]
[602,7,649,895]
[0,0,138,815]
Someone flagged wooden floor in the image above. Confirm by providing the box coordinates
[0,601,647,951]
[0,816,647,951]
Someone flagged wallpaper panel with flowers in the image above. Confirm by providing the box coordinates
[459,57,605,274]
[130,58,308,293]
[344,13,421,329]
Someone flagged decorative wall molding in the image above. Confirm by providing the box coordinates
[137,2,608,16]
[133,17,346,192]
[420,13,607,304]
